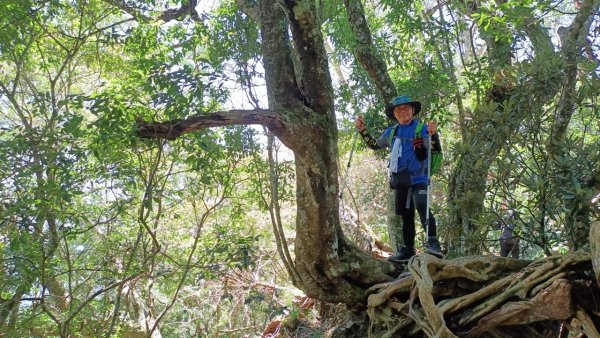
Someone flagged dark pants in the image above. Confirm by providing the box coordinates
[394,184,436,248]
[500,237,519,258]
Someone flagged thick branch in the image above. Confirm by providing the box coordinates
[521,10,555,56]
[260,0,304,110]
[236,0,259,21]
[103,0,200,22]
[159,0,200,22]
[343,0,396,103]
[135,109,285,140]
[281,0,335,114]
[102,0,152,21]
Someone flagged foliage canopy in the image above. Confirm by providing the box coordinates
[1,0,599,336]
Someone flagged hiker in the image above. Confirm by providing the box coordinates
[499,209,520,258]
[355,95,443,261]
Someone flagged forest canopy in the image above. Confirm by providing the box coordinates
[1,0,599,337]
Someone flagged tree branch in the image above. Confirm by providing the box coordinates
[236,0,259,21]
[135,109,285,140]
[103,0,200,22]
[102,0,152,21]
[343,0,397,103]
[280,0,335,114]
[63,273,142,330]
[259,0,305,110]
[159,0,200,22]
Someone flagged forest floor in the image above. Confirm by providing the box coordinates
[261,299,370,338]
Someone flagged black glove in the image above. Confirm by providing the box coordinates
[414,137,427,161]
[431,133,442,152]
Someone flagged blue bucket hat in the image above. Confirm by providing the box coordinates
[385,95,421,118]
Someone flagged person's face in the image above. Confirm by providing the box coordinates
[393,104,414,125]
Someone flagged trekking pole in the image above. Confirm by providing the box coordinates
[339,131,358,198]
[425,132,432,239]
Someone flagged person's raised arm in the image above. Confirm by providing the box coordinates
[355,116,380,150]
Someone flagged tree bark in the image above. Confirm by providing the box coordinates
[592,221,600,285]
[343,0,396,103]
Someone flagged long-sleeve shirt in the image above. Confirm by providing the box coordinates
[361,119,434,186]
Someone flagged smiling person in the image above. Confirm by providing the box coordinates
[355,95,443,262]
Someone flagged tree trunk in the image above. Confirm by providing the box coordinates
[258,0,398,302]
[592,221,600,285]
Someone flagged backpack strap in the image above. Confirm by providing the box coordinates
[388,121,422,146]
[414,121,428,175]
[415,121,425,140]
[387,124,398,146]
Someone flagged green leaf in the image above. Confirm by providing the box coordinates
[64,115,84,133]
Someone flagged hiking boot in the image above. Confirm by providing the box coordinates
[425,237,444,258]
[388,247,416,262]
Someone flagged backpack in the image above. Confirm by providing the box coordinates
[388,121,444,175]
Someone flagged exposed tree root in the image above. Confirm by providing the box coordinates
[366,250,599,337]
